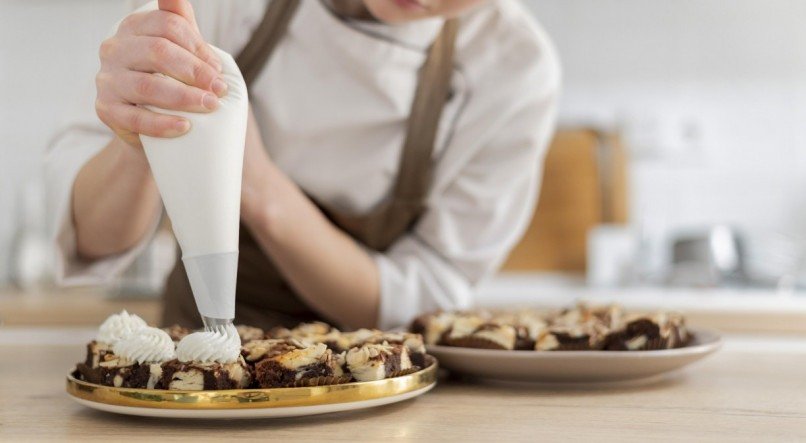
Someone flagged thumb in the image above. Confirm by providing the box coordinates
[158,0,199,32]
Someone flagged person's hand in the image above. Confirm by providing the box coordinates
[95,0,227,148]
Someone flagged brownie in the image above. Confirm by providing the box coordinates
[328,328,384,353]
[78,341,130,385]
[76,362,156,388]
[535,323,609,351]
[267,322,342,350]
[242,338,305,363]
[83,340,114,368]
[76,346,165,389]
[536,331,593,351]
[345,343,413,382]
[366,332,428,368]
[446,323,518,350]
[268,321,333,339]
[548,303,622,332]
[589,304,624,330]
[235,325,266,343]
[604,313,691,351]
[516,318,548,350]
[410,311,459,346]
[159,358,252,390]
[252,342,342,388]
[513,326,535,350]
[441,315,487,347]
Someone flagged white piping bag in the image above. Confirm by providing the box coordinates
[140,46,248,325]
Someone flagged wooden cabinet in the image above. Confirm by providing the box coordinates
[502,129,628,272]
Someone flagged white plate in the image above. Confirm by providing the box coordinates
[427,328,722,383]
[68,384,435,419]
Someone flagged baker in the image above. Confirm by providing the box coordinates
[47,0,560,330]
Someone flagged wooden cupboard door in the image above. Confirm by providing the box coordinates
[502,129,628,272]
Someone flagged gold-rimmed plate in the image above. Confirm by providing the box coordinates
[427,328,721,383]
[66,358,437,419]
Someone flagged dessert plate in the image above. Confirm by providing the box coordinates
[427,328,721,383]
[66,359,437,419]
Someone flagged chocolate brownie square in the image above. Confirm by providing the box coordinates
[252,342,343,388]
[345,343,413,382]
[159,358,252,390]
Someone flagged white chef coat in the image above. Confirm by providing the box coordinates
[45,0,561,329]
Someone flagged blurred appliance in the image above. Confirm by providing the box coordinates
[666,225,746,287]
[587,225,638,287]
[11,179,53,290]
[503,128,628,272]
[741,230,806,291]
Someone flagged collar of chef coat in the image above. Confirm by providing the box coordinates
[320,0,445,52]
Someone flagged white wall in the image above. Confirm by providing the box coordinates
[526,0,806,232]
[0,0,128,282]
[1,0,805,283]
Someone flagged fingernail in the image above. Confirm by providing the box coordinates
[212,78,228,96]
[175,120,191,133]
[203,93,218,110]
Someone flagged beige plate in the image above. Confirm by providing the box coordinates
[427,328,721,383]
[66,358,437,419]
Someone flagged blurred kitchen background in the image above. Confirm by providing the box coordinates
[2,0,806,327]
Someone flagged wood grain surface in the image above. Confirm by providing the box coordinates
[0,287,161,326]
[1,336,805,441]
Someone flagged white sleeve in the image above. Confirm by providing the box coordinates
[45,123,163,286]
[44,0,160,286]
[374,76,559,329]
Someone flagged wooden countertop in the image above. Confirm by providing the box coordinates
[0,287,161,326]
[2,330,806,441]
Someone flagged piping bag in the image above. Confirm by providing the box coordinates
[140,46,248,329]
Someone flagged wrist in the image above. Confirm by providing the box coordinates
[112,136,151,175]
[242,176,281,238]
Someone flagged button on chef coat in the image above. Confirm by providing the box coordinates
[45,0,561,329]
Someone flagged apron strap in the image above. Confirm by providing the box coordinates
[235,0,301,87]
[326,19,459,251]
[232,2,458,250]
[393,19,458,204]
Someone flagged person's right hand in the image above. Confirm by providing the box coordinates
[95,0,228,148]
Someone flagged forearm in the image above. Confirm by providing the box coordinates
[242,162,381,329]
[72,137,161,259]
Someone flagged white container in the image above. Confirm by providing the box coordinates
[587,225,638,287]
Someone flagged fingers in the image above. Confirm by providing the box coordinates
[96,1,225,143]
[122,10,221,73]
[96,100,190,139]
[115,36,226,96]
[111,70,218,113]
[157,0,200,32]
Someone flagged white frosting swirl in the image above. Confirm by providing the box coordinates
[176,324,241,363]
[96,310,147,345]
[113,327,177,364]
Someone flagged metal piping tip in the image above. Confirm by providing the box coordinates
[202,316,234,334]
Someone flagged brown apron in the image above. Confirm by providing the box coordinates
[160,0,458,330]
